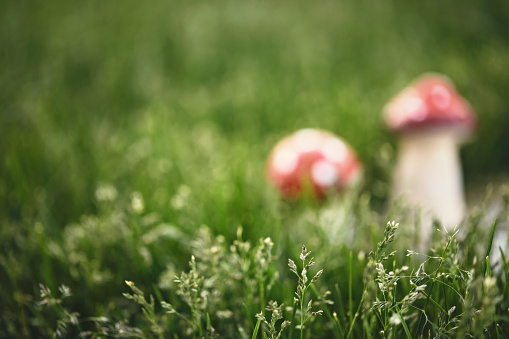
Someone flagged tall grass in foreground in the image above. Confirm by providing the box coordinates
[30,190,509,338]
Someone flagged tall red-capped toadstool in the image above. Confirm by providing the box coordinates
[383,73,476,239]
[266,128,363,199]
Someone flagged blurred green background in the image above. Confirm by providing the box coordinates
[2,0,509,226]
[1,0,509,336]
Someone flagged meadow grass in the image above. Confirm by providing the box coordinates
[1,0,509,337]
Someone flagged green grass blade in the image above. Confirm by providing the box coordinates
[499,247,509,305]
[397,307,412,339]
[251,317,262,339]
[484,219,498,276]
[206,313,212,339]
[288,299,298,339]
[334,283,348,334]
[243,303,255,332]
[348,251,353,324]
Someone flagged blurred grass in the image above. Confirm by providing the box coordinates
[1,0,509,224]
[1,0,509,336]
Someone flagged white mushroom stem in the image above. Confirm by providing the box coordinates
[392,128,466,240]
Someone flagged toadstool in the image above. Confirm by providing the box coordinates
[383,73,476,238]
[266,128,363,199]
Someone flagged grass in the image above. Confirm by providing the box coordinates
[1,0,509,337]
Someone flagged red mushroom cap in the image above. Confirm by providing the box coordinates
[383,73,476,134]
[266,129,362,199]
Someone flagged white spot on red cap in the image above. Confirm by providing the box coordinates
[430,84,451,110]
[293,129,322,153]
[405,97,427,122]
[311,160,338,188]
[273,148,299,175]
[321,138,347,164]
[385,89,426,128]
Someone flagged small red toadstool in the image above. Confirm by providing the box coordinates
[266,129,362,199]
[383,73,476,235]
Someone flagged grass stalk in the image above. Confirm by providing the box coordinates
[348,251,353,325]
[396,306,412,339]
[500,247,509,305]
[346,289,366,339]
[252,317,261,339]
[484,219,498,277]
[414,230,456,337]
[334,284,348,332]
[288,298,298,339]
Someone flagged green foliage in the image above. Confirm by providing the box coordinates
[38,284,80,338]
[255,301,291,339]
[288,245,324,339]
[1,0,509,337]
[27,214,509,338]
